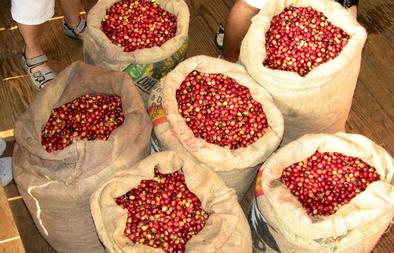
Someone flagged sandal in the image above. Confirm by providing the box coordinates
[0,138,6,156]
[63,17,87,40]
[21,53,56,90]
[337,0,359,8]
[215,23,225,49]
[0,139,12,187]
[0,157,12,186]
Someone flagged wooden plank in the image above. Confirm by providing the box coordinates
[82,0,100,12]
[358,0,394,48]
[4,181,20,200]
[347,78,394,155]
[222,0,235,9]
[8,199,56,253]
[0,238,25,253]
[0,185,19,239]
[184,0,230,32]
[0,185,25,253]
[185,0,230,23]
[373,228,394,253]
[187,16,221,58]
[0,58,26,81]
[0,77,35,132]
[0,29,25,80]
[0,0,14,28]
[357,33,394,120]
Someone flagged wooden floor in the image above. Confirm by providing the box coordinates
[0,0,393,252]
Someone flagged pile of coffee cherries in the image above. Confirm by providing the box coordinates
[264,6,350,76]
[176,70,269,149]
[115,168,209,253]
[280,151,380,216]
[101,0,177,52]
[41,94,124,152]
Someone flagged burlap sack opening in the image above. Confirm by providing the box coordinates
[84,0,189,69]
[148,55,284,200]
[239,0,368,145]
[13,62,152,253]
[255,133,394,253]
[90,151,252,253]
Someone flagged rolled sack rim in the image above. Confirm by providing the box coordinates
[90,151,245,252]
[240,0,368,90]
[13,62,150,183]
[86,0,190,65]
[258,132,394,240]
[162,55,285,171]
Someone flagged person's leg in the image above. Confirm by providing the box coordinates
[58,0,86,39]
[17,23,56,89]
[336,0,358,18]
[12,0,56,89]
[58,0,82,29]
[349,5,358,18]
[11,0,55,72]
[18,23,47,72]
[222,0,259,62]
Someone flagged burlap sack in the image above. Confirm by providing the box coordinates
[84,0,190,105]
[13,62,152,253]
[239,0,368,145]
[90,151,252,253]
[148,55,284,200]
[249,133,394,253]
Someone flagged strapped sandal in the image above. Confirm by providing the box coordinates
[21,53,56,90]
[63,17,87,40]
[215,23,225,49]
[0,157,12,186]
[0,138,6,157]
[0,138,12,187]
[337,0,359,8]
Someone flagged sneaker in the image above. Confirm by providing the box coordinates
[0,157,12,186]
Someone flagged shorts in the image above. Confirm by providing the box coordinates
[336,0,359,8]
[244,0,269,9]
[11,0,55,25]
[244,0,358,9]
